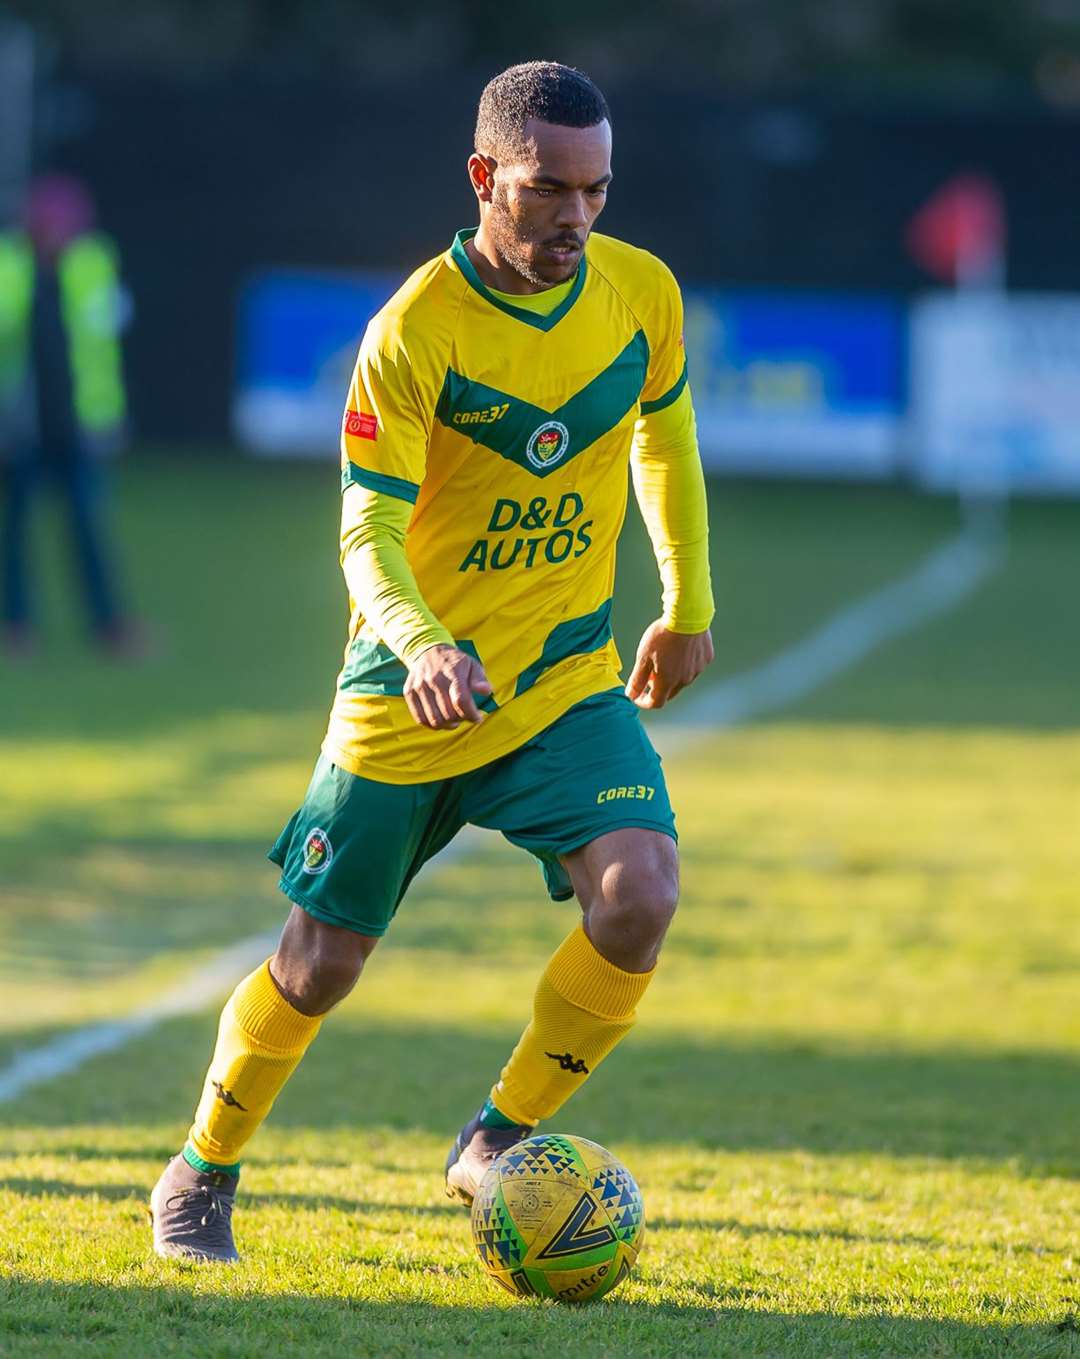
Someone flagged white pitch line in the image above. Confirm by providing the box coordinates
[0,931,277,1103]
[660,506,1003,739]
[0,511,1002,1104]
[0,832,478,1106]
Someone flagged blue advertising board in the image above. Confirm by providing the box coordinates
[233,270,399,457]
[683,289,905,477]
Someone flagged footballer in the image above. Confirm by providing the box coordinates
[151,60,714,1261]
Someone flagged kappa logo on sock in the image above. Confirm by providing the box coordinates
[545,1050,590,1075]
[212,1080,249,1111]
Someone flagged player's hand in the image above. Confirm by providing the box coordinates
[625,621,714,710]
[404,644,493,730]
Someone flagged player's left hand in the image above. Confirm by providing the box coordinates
[625,620,714,710]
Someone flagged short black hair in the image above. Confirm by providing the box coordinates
[475,61,610,161]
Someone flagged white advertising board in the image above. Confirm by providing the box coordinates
[910,294,1080,495]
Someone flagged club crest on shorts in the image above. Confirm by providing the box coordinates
[301,828,333,874]
[526,419,570,470]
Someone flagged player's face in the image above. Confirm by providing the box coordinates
[485,118,612,288]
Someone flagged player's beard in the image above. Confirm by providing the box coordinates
[487,183,576,289]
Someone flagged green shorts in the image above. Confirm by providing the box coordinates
[268,687,676,937]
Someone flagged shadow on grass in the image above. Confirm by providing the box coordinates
[0,1178,462,1219]
[2,1015,1078,1178]
[1,1276,1076,1359]
[0,836,560,983]
[5,1177,1067,1262]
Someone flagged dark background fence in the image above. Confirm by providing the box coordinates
[42,67,1080,443]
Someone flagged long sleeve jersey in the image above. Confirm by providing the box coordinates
[324,227,714,784]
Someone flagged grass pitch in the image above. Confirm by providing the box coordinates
[1,455,1078,1357]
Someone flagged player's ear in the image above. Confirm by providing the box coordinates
[468,153,496,203]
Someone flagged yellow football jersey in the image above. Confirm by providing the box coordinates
[324,227,692,784]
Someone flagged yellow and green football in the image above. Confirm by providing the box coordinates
[470,1133,645,1303]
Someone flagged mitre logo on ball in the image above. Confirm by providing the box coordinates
[526,420,570,470]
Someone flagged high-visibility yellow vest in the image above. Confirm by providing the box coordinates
[0,230,126,433]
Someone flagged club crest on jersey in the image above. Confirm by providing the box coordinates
[301,828,333,875]
[526,419,570,470]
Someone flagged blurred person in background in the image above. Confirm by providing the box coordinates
[0,172,139,658]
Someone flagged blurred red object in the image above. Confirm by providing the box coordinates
[906,174,1006,285]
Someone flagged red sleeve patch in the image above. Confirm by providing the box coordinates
[344,410,378,440]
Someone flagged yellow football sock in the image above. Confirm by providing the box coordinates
[490,923,656,1126]
[186,960,322,1171]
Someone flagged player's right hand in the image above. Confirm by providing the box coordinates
[404,644,493,730]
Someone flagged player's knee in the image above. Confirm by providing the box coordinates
[597,848,679,945]
[271,906,378,1016]
[626,870,679,942]
[280,952,366,1015]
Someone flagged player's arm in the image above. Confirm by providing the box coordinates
[341,329,491,730]
[626,269,715,711]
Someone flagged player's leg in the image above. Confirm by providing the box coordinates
[181,908,377,1180]
[489,825,676,1120]
[2,452,38,651]
[60,447,127,642]
[446,688,676,1202]
[149,911,374,1263]
[475,826,675,1128]
[561,826,677,972]
[151,756,461,1261]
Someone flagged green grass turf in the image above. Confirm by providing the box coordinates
[1,453,1079,1356]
